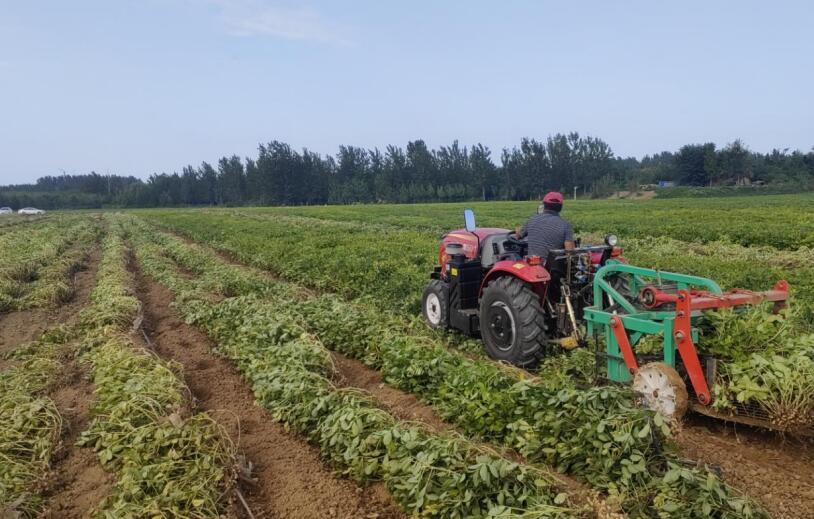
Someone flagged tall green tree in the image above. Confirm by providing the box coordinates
[676,144,712,186]
[470,144,498,200]
[217,155,246,205]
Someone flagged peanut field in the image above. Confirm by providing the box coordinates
[1,194,813,518]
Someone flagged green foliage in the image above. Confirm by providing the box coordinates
[700,306,793,360]
[0,284,80,516]
[0,172,140,209]
[655,184,814,199]
[700,305,814,431]
[136,196,814,325]
[128,219,575,518]
[0,216,101,311]
[0,393,62,517]
[186,297,571,518]
[73,219,235,518]
[536,349,597,390]
[0,350,63,517]
[77,338,233,517]
[6,136,814,208]
[127,217,769,518]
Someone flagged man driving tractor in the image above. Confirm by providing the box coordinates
[423,198,792,424]
[517,191,575,262]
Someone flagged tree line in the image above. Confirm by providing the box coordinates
[2,134,813,209]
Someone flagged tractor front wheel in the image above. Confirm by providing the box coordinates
[422,280,449,329]
[480,276,546,368]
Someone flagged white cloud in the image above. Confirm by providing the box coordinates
[204,0,351,45]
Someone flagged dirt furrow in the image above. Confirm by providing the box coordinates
[133,262,406,519]
[677,419,814,519]
[25,249,117,518]
[41,356,114,518]
[330,351,451,432]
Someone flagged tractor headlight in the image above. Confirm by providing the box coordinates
[605,234,619,247]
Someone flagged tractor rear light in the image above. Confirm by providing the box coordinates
[527,255,542,266]
[611,246,623,257]
[445,242,464,256]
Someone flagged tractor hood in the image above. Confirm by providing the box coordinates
[441,228,510,260]
[444,227,510,241]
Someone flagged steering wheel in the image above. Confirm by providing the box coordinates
[504,233,526,249]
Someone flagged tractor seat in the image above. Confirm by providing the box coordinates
[479,232,511,268]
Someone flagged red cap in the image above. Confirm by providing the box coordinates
[543,191,564,204]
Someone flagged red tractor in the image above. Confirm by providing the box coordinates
[422,209,791,425]
[422,209,621,368]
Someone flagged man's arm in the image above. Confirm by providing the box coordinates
[517,220,529,239]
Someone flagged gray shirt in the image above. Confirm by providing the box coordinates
[519,211,574,259]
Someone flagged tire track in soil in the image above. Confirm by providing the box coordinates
[132,262,407,519]
[677,419,814,519]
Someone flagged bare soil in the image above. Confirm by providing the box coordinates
[133,265,406,519]
[41,356,115,518]
[678,418,814,519]
[0,306,51,361]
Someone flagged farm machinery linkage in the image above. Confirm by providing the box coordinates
[422,210,790,426]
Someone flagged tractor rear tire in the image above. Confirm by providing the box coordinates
[480,276,546,369]
[422,280,449,329]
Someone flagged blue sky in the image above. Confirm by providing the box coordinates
[1,1,812,183]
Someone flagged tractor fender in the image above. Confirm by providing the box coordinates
[480,260,551,296]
